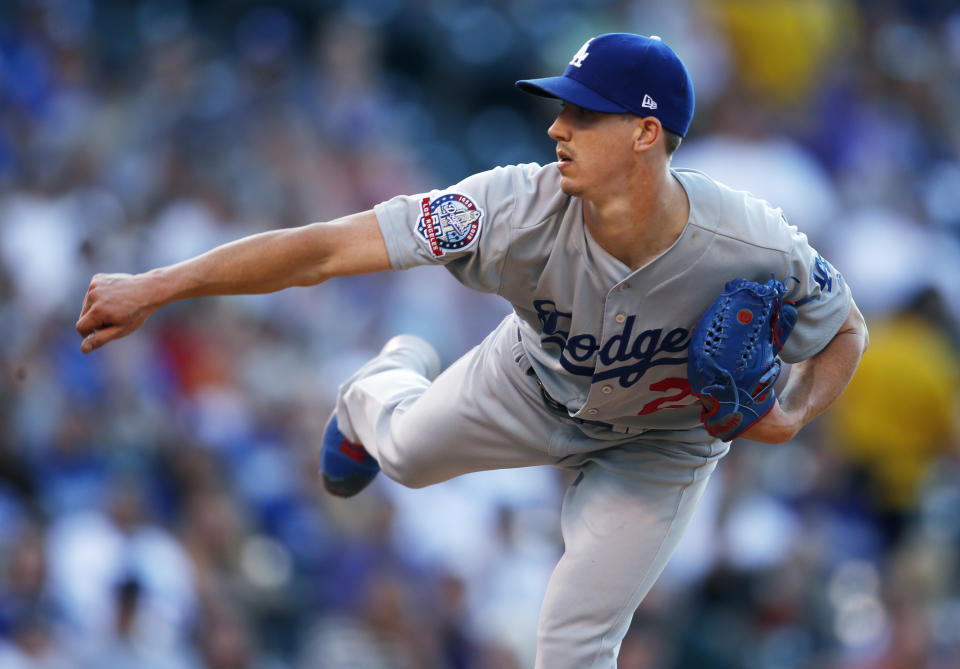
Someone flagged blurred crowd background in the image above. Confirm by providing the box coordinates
[0,0,959,667]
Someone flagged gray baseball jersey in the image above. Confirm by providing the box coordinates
[374,162,852,437]
[334,160,854,667]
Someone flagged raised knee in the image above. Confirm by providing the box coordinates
[377,454,433,489]
[373,421,449,489]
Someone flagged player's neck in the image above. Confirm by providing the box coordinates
[582,167,690,271]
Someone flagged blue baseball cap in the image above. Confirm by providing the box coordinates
[516,33,695,137]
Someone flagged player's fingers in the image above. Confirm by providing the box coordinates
[76,313,92,337]
[76,307,105,338]
[77,282,104,337]
[78,287,92,319]
[77,273,105,319]
[80,324,123,354]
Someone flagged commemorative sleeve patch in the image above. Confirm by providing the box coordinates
[416,193,483,257]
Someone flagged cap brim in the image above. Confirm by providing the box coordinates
[515,76,628,114]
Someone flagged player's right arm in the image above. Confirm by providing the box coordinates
[76,210,389,353]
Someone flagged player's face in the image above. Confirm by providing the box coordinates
[547,103,640,199]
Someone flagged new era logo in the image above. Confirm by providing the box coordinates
[641,94,657,110]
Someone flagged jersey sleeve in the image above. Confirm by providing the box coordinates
[373,163,542,294]
[779,221,852,363]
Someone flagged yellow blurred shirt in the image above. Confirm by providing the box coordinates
[709,0,857,105]
[827,315,960,509]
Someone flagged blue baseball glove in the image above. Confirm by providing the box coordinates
[687,277,799,441]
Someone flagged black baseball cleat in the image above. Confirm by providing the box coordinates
[320,413,380,497]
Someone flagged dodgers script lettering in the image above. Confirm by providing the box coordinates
[534,300,691,387]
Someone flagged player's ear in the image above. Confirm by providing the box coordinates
[632,117,661,154]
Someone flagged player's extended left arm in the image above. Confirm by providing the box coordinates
[740,300,869,443]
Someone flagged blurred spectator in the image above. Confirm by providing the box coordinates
[0,524,71,669]
[297,571,435,669]
[707,0,855,107]
[193,603,280,669]
[45,473,197,653]
[679,119,840,242]
[826,287,960,534]
[0,525,58,637]
[79,576,193,669]
[0,608,72,669]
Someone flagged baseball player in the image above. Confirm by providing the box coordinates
[77,33,868,668]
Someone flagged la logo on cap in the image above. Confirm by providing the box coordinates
[569,39,592,68]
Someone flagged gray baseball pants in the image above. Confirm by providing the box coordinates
[335,315,728,668]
